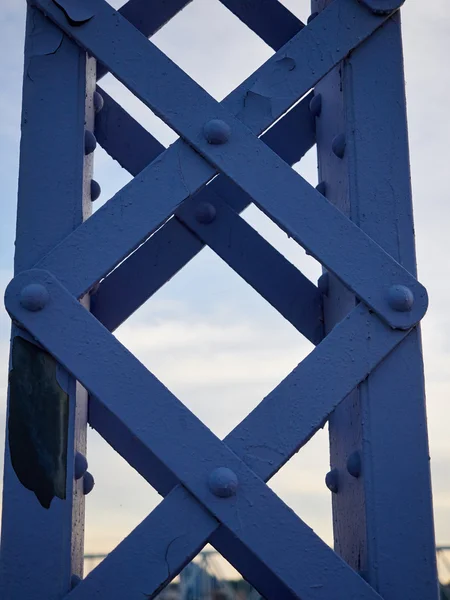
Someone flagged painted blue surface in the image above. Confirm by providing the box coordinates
[6,269,384,600]
[34,0,426,330]
[313,2,438,598]
[91,91,315,332]
[0,6,93,598]
[1,0,438,599]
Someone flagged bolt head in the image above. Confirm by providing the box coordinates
[359,0,405,15]
[317,271,329,296]
[90,179,101,201]
[19,283,49,312]
[203,119,231,145]
[332,133,346,159]
[347,451,361,478]
[315,181,327,197]
[85,130,97,155]
[83,471,95,495]
[71,575,82,589]
[93,91,104,113]
[309,93,322,117]
[195,202,217,224]
[388,284,414,312]
[74,452,88,480]
[325,468,339,493]
[208,467,238,498]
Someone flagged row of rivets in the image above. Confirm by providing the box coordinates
[309,91,414,313]
[325,451,362,493]
[85,91,104,203]
[74,451,95,495]
[310,92,346,159]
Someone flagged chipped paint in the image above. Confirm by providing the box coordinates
[8,336,69,509]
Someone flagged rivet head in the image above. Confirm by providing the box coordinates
[309,93,322,117]
[71,575,82,589]
[332,133,346,159]
[90,179,101,201]
[325,468,339,493]
[208,467,238,498]
[19,284,49,312]
[195,202,216,224]
[315,181,327,197]
[203,119,231,145]
[317,271,329,296]
[388,284,414,312]
[85,130,97,155]
[74,452,88,480]
[359,0,404,15]
[83,471,95,495]
[93,91,104,113]
[347,451,361,478]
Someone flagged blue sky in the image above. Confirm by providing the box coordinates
[0,0,450,576]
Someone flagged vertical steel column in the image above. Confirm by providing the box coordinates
[0,7,95,598]
[312,1,439,598]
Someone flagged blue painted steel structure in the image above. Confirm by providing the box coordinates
[0,0,439,599]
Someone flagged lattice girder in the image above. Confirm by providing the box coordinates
[1,0,437,599]
[31,0,427,331]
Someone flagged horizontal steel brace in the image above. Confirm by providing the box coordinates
[5,268,408,599]
[36,0,426,329]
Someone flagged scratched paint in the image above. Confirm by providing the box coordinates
[8,336,69,509]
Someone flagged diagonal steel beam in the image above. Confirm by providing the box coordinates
[94,86,315,178]
[218,0,304,50]
[175,194,324,344]
[92,90,317,337]
[35,0,426,330]
[6,269,406,599]
[94,86,166,174]
[97,0,303,80]
[96,0,193,79]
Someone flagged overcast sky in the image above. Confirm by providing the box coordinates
[0,0,449,581]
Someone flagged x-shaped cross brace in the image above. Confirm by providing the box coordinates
[6,0,417,598]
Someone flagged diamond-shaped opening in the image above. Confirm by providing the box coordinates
[114,246,314,440]
[155,547,262,599]
[437,549,450,589]
[278,0,312,24]
[83,544,264,598]
[241,201,322,286]
[84,427,162,573]
[152,0,274,101]
[90,144,133,214]
[98,73,178,147]
[268,426,333,548]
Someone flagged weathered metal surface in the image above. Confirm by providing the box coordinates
[8,337,69,509]
[91,91,315,332]
[33,0,425,331]
[1,0,438,598]
[0,6,94,598]
[6,269,386,600]
[313,1,438,597]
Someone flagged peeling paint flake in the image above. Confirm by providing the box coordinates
[8,337,69,509]
[52,0,95,25]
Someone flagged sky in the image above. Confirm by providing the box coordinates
[0,0,450,583]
